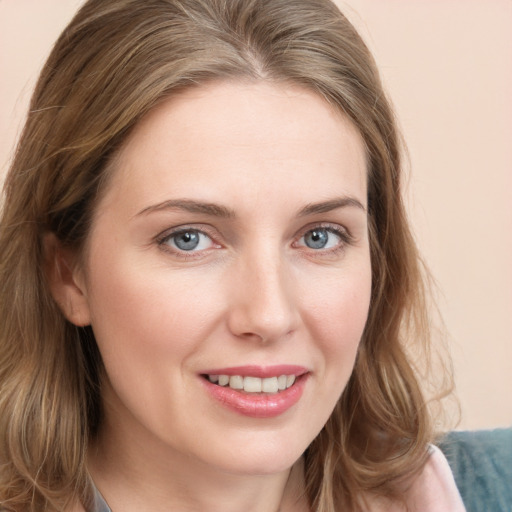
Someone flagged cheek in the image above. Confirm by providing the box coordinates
[298,261,372,417]
[84,255,224,375]
[293,263,372,436]
[83,258,228,429]
[302,266,372,356]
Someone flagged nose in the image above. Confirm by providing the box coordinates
[226,249,300,343]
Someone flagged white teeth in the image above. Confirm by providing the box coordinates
[277,375,287,390]
[262,377,279,393]
[218,375,229,386]
[229,375,243,390]
[208,374,298,393]
[243,376,262,393]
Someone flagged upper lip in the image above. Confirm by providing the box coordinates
[200,365,308,378]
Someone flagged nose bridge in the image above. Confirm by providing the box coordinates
[227,241,298,342]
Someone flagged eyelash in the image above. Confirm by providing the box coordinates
[156,223,353,259]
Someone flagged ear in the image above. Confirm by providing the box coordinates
[43,233,91,327]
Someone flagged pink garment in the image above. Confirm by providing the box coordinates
[405,445,466,511]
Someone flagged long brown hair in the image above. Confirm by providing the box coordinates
[0,1,447,510]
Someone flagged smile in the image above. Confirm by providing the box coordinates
[206,374,296,394]
[200,365,308,418]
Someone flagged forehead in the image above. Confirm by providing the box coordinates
[97,80,367,218]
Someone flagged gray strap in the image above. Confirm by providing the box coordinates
[91,481,112,512]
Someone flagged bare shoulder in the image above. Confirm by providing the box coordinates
[402,446,466,512]
[365,446,466,512]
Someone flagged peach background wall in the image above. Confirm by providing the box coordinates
[1,1,511,430]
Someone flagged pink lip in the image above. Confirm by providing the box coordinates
[200,366,309,419]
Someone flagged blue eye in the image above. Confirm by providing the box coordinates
[166,229,214,252]
[301,228,342,250]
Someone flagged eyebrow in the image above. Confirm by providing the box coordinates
[297,197,366,216]
[136,199,236,218]
[135,196,365,219]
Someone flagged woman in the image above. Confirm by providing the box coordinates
[0,0,464,511]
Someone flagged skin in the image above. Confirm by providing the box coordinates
[54,81,372,511]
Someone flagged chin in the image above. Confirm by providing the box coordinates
[196,432,309,477]
[219,454,301,477]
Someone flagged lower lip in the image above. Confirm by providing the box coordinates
[201,374,308,418]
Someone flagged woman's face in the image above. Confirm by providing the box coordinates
[73,81,371,475]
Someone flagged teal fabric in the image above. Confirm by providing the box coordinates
[439,428,512,512]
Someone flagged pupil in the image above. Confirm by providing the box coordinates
[306,229,328,249]
[175,231,199,250]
